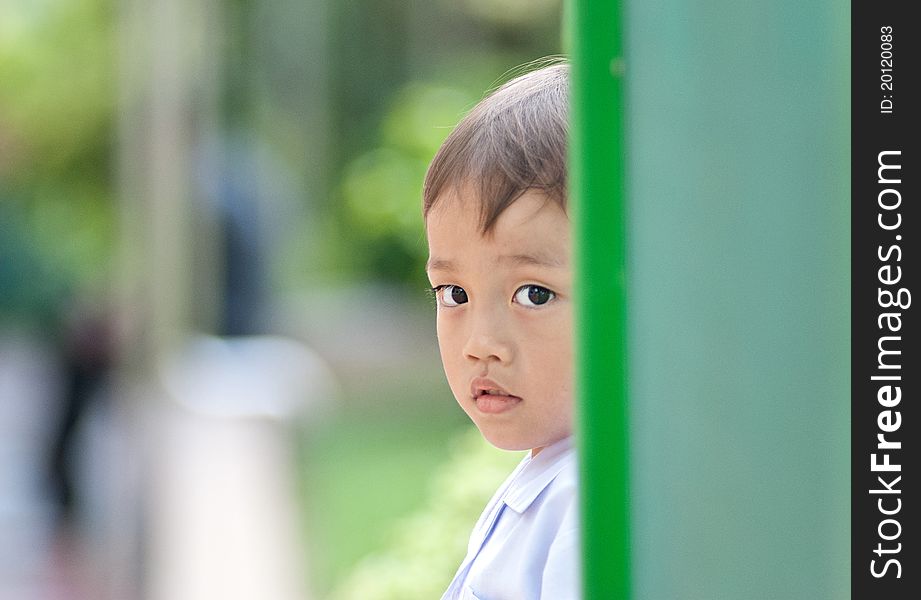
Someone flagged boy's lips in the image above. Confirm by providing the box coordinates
[470,377,522,414]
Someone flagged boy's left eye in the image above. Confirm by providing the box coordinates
[513,285,555,307]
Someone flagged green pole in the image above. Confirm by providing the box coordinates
[568,0,630,598]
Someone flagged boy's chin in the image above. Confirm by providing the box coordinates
[476,427,535,453]
[477,424,572,454]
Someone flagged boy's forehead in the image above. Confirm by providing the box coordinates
[427,186,568,232]
[425,188,479,230]
[425,190,570,271]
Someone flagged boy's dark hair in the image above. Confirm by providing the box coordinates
[422,60,569,233]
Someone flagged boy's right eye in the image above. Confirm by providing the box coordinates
[434,285,468,307]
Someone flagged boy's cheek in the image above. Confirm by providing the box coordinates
[435,320,463,353]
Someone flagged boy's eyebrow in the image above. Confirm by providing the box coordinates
[498,252,566,268]
[425,258,456,272]
[426,253,565,272]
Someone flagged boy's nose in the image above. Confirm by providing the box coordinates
[462,309,513,364]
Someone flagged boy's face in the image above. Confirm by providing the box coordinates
[426,189,573,454]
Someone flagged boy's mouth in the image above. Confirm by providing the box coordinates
[470,378,522,414]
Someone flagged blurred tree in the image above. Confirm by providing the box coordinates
[318,1,563,288]
[0,0,115,320]
[338,83,477,284]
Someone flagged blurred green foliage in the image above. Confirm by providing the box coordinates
[337,83,478,284]
[0,0,115,325]
[326,426,523,600]
[297,365,466,594]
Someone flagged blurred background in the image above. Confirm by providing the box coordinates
[1,0,851,599]
[0,0,561,598]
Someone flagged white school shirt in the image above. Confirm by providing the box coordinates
[441,436,580,600]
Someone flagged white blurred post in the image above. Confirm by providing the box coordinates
[114,0,222,596]
[115,1,327,598]
[146,335,333,600]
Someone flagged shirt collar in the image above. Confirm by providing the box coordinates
[503,436,575,514]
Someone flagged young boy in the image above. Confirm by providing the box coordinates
[423,62,579,599]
